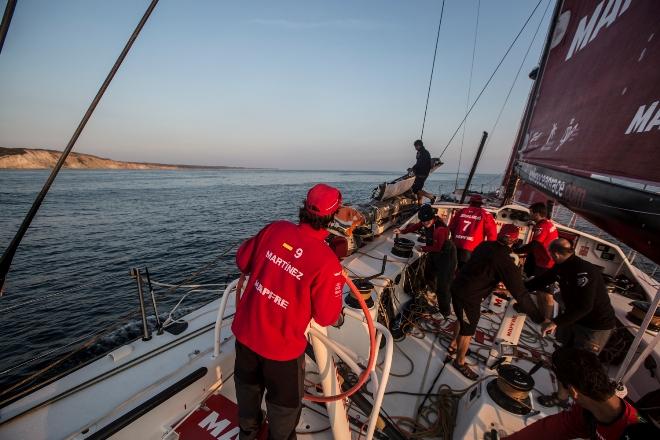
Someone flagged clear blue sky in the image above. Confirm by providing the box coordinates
[0,0,553,173]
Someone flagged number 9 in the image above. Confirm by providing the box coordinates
[294,248,303,258]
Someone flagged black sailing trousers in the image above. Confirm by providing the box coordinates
[425,241,458,317]
[234,340,305,440]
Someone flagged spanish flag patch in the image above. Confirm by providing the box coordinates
[282,242,293,251]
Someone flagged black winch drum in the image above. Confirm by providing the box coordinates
[345,278,375,309]
[497,364,535,392]
[391,237,414,258]
[486,364,535,415]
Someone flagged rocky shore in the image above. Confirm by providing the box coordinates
[0,148,236,170]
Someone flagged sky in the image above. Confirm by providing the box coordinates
[0,0,554,173]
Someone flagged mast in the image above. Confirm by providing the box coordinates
[459,131,488,204]
[0,0,161,294]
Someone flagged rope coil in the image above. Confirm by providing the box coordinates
[496,376,530,402]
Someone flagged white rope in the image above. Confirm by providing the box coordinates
[161,288,223,327]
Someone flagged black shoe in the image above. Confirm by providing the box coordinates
[452,360,479,381]
[391,319,409,341]
[391,325,405,341]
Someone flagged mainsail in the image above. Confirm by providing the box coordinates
[508,0,660,264]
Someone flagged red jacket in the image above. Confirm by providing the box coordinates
[400,217,449,253]
[232,221,345,361]
[530,218,559,269]
[448,206,497,252]
[504,399,642,440]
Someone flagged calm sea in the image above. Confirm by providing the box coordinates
[0,169,501,390]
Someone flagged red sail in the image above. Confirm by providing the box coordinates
[512,0,660,264]
[519,0,660,186]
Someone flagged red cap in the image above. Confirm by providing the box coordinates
[305,184,342,216]
[469,194,483,205]
[498,224,520,241]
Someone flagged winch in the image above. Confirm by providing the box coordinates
[486,364,535,415]
[391,237,414,258]
[345,278,375,309]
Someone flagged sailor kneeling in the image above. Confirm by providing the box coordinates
[503,348,655,440]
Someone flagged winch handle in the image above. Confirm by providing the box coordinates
[527,360,545,376]
[365,255,388,281]
[304,277,377,402]
[490,357,506,371]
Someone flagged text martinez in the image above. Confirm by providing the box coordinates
[265,250,304,280]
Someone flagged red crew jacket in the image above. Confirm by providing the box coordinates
[504,399,642,440]
[448,206,497,252]
[531,218,558,269]
[400,217,449,253]
[232,221,345,361]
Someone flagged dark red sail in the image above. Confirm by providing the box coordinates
[519,0,660,185]
[513,0,660,264]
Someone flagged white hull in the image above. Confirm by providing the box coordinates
[1,203,657,440]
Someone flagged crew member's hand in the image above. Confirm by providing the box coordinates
[541,320,557,336]
[416,245,425,252]
[393,228,401,234]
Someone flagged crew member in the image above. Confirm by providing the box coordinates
[394,204,457,317]
[516,202,558,275]
[232,184,345,440]
[526,238,616,408]
[515,202,559,319]
[449,224,543,380]
[408,139,436,205]
[448,194,497,267]
[504,348,652,440]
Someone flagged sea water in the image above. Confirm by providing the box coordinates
[0,169,501,389]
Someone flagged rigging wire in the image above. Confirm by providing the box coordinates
[454,0,481,191]
[0,307,142,399]
[0,0,17,55]
[0,0,161,295]
[0,272,124,313]
[477,0,552,168]
[0,309,143,377]
[419,0,446,140]
[437,0,544,159]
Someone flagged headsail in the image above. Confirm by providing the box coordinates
[511,0,660,263]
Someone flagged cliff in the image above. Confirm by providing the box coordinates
[0,148,235,170]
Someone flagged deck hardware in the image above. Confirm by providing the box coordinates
[130,267,152,341]
[144,267,163,335]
